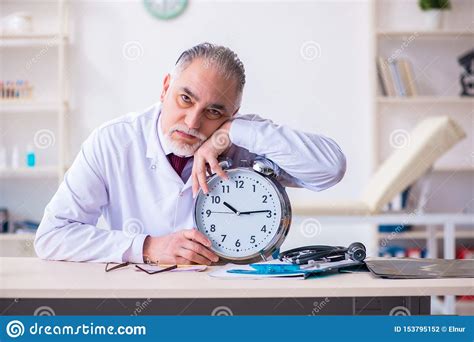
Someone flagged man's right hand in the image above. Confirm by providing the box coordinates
[142,229,219,265]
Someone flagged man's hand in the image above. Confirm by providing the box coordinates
[192,120,232,198]
[142,229,219,265]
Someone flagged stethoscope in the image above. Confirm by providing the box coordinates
[279,242,366,266]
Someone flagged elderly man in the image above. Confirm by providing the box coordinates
[35,43,346,265]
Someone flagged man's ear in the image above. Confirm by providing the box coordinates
[160,73,171,102]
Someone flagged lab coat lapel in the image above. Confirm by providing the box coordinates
[145,103,184,185]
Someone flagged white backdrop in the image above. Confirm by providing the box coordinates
[1,0,375,254]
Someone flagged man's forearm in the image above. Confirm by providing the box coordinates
[227,114,346,191]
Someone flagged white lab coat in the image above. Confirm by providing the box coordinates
[34,102,346,263]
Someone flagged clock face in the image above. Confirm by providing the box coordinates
[194,168,287,261]
[143,0,188,20]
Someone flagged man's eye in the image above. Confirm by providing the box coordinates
[208,109,222,117]
[180,94,191,103]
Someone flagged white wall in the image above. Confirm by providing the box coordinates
[1,0,376,254]
[68,0,373,200]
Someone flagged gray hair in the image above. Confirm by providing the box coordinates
[173,42,246,97]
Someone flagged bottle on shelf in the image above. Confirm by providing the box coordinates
[0,79,33,101]
[11,145,19,169]
[0,147,6,169]
[26,144,35,168]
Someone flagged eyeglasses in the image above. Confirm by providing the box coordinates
[105,262,178,274]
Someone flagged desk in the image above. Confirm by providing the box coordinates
[1,258,472,315]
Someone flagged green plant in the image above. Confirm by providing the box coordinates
[419,0,451,10]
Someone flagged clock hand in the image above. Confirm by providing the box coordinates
[240,210,272,215]
[223,201,240,215]
[209,211,235,214]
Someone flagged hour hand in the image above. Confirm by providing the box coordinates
[240,210,272,215]
[223,201,240,215]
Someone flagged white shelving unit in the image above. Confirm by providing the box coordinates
[0,0,69,234]
[0,166,58,179]
[377,30,474,37]
[377,96,474,105]
[371,0,474,315]
[0,33,68,47]
[378,229,473,241]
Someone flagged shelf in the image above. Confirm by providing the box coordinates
[0,101,68,113]
[433,165,474,172]
[377,96,474,105]
[0,33,68,47]
[378,230,473,240]
[374,163,474,172]
[376,30,474,38]
[0,166,59,179]
[0,233,35,241]
[0,33,67,40]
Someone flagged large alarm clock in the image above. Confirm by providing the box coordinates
[194,160,292,264]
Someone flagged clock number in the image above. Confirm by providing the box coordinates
[266,211,272,218]
[252,184,256,192]
[235,180,244,189]
[222,185,230,193]
[262,195,267,203]
[250,235,256,244]
[235,239,241,247]
[211,195,221,204]
[221,234,226,242]
[261,225,267,233]
[210,224,216,232]
[206,210,211,217]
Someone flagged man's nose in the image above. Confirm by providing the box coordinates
[184,109,201,130]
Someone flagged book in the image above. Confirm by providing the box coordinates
[399,58,418,97]
[377,57,396,97]
[389,60,406,96]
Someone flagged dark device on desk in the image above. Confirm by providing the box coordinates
[279,242,366,265]
[365,258,474,279]
[458,49,474,97]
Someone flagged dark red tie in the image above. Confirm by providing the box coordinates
[167,153,192,176]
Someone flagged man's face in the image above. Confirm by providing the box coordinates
[160,58,240,157]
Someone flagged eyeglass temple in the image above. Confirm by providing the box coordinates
[135,264,177,274]
[105,262,130,272]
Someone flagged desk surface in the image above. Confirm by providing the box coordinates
[0,258,472,299]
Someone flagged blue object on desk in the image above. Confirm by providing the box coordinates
[230,263,303,275]
[227,259,364,279]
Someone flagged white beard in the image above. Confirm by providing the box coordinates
[164,123,207,157]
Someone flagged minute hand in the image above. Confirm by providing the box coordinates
[239,210,272,215]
